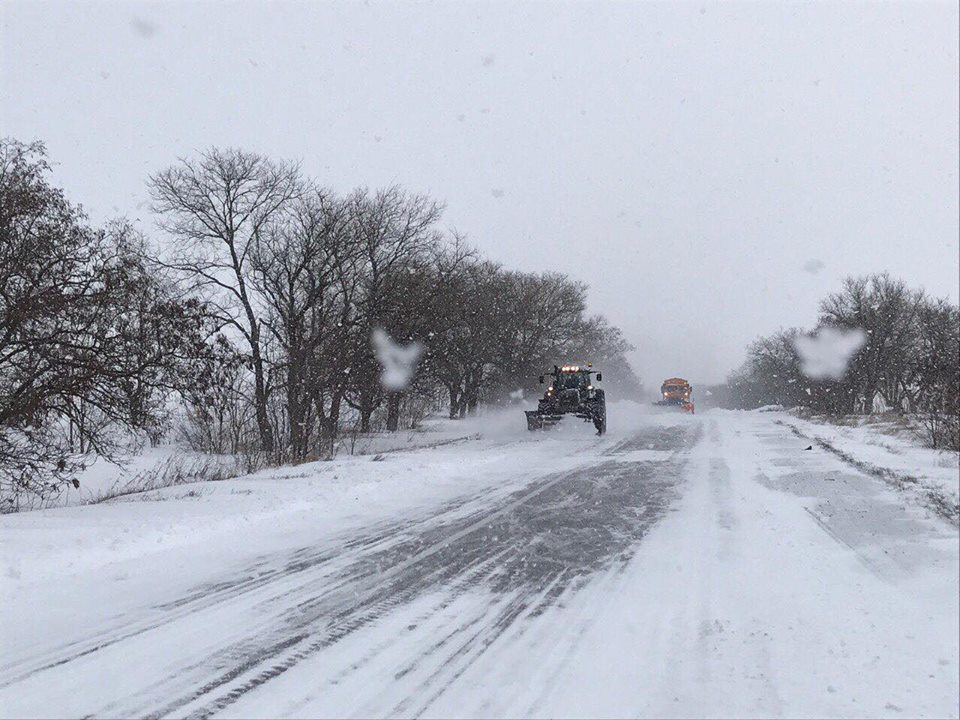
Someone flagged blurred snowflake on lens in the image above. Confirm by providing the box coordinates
[793,327,866,380]
[372,328,423,390]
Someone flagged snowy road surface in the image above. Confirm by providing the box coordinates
[1,408,957,718]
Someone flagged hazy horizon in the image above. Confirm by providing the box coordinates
[3,0,958,389]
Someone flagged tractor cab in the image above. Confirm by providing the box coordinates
[552,369,592,391]
[539,365,602,394]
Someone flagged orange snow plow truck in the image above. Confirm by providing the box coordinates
[656,377,695,413]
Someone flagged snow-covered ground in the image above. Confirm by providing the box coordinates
[35,414,497,511]
[0,405,956,718]
[777,411,959,524]
[46,445,241,509]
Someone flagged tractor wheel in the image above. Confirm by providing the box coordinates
[593,394,607,435]
[595,412,606,435]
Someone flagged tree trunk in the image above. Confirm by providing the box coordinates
[463,378,479,416]
[386,392,402,431]
[313,390,340,459]
[287,383,305,462]
[328,391,342,435]
[448,385,460,419]
[360,406,373,433]
[249,327,274,453]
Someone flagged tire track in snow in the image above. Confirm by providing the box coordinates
[177,425,696,718]
[153,467,601,719]
[106,525,512,718]
[1,436,562,690]
[2,423,698,719]
[0,487,508,689]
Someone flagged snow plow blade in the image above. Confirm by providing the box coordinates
[526,411,561,431]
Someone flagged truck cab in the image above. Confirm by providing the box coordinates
[658,377,694,413]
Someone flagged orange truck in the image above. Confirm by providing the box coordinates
[657,377,695,413]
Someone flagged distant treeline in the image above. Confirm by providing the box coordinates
[709,273,959,449]
[0,138,642,509]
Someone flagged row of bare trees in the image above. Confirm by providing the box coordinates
[1,139,642,509]
[149,147,641,460]
[726,274,959,449]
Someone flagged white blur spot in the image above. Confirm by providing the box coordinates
[793,327,866,380]
[372,328,423,391]
[482,54,496,67]
[130,18,158,37]
[509,389,524,400]
[803,258,825,274]
[491,188,504,198]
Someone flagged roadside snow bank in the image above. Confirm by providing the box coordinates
[17,413,522,512]
[775,412,959,524]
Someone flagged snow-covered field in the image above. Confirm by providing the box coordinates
[1,405,957,718]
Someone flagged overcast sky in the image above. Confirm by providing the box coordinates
[3,0,958,387]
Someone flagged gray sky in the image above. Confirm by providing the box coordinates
[3,0,958,388]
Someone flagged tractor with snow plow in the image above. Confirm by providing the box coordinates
[525,365,607,435]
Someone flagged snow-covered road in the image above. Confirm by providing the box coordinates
[1,409,957,718]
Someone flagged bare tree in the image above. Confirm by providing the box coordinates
[427,257,503,418]
[250,189,358,460]
[149,148,301,452]
[178,334,254,455]
[343,186,445,432]
[912,297,960,449]
[819,273,923,412]
[565,315,643,400]
[723,275,958,446]
[494,271,590,397]
[1,139,192,508]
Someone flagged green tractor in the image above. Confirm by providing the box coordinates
[525,365,607,435]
